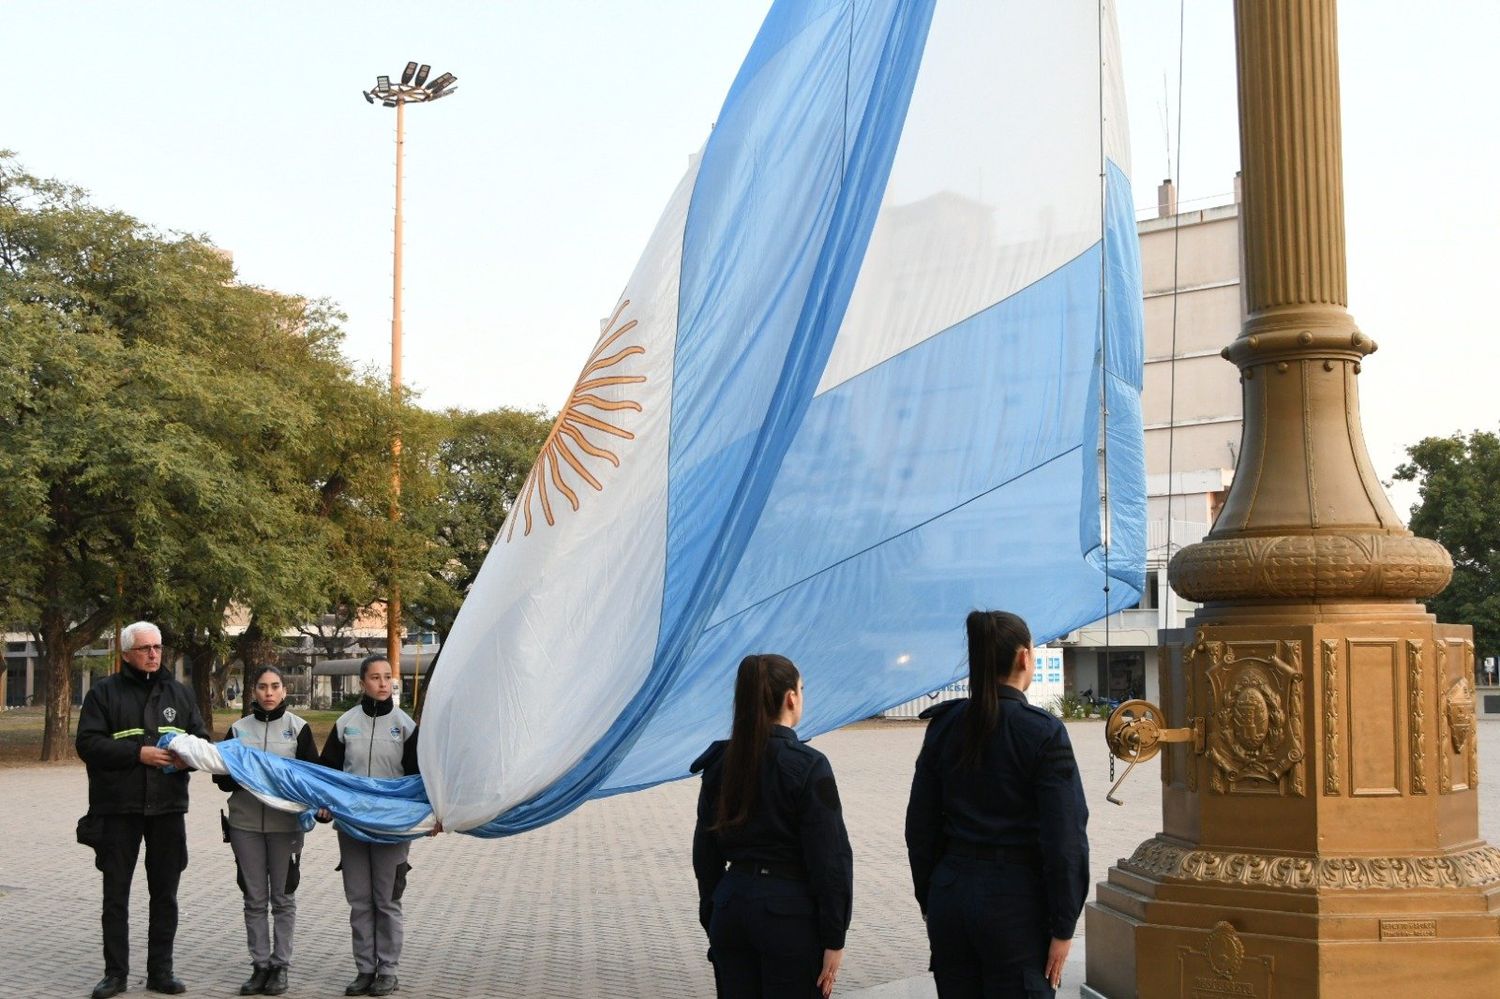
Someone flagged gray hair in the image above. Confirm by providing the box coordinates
[120,621,162,652]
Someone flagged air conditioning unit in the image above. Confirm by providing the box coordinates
[1055,631,1082,646]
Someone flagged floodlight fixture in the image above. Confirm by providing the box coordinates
[360,63,458,108]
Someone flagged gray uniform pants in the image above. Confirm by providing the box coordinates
[336,830,410,975]
[228,828,302,968]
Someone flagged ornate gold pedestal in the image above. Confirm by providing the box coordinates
[1087,609,1500,997]
[1084,2,1500,995]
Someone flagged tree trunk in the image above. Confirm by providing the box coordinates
[412,646,440,720]
[39,639,76,762]
[234,617,279,716]
[36,604,109,762]
[185,639,218,729]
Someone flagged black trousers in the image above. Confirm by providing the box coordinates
[95,812,188,978]
[925,855,1054,999]
[708,870,823,999]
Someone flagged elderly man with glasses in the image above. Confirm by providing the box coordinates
[76,621,211,998]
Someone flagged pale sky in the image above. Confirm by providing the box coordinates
[6,1,1496,515]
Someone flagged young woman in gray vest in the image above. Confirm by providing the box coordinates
[213,665,320,996]
[317,654,419,998]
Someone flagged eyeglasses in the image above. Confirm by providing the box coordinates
[132,645,164,653]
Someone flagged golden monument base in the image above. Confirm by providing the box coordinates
[1085,610,1500,997]
[1082,2,1498,994]
[1087,849,1500,997]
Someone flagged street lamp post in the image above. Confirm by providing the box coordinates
[362,62,458,710]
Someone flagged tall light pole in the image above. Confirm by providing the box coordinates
[363,62,458,708]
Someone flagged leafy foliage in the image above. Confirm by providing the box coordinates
[406,406,554,649]
[0,153,549,755]
[1394,428,1500,664]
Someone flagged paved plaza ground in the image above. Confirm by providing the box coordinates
[2,719,1496,999]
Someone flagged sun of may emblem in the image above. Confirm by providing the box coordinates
[507,299,645,540]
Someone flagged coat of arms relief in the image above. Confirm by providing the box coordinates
[1191,637,1306,796]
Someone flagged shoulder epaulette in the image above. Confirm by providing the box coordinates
[918,698,966,721]
[690,739,727,774]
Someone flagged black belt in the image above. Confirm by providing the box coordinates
[945,842,1041,865]
[727,860,809,882]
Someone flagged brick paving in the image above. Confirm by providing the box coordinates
[1,721,1495,998]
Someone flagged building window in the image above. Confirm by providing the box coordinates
[1135,570,1159,611]
[1108,652,1146,702]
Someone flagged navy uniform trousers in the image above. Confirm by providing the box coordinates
[95,813,188,979]
[708,870,823,999]
[926,855,1055,999]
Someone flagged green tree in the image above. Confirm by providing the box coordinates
[407,406,553,651]
[1394,428,1500,666]
[142,292,382,724]
[1,155,163,756]
[0,153,445,754]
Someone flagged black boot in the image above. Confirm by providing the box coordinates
[344,972,375,996]
[91,976,128,999]
[145,971,186,995]
[368,975,398,997]
[260,967,288,997]
[238,965,270,996]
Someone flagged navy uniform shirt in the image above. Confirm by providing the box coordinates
[904,688,1089,940]
[692,725,854,950]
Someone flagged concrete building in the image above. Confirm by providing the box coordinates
[3,634,115,708]
[1058,180,1245,706]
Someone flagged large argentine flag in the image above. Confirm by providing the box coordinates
[423,0,1146,835]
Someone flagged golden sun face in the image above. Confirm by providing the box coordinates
[507,299,646,541]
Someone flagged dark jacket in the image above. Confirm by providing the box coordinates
[692,725,854,950]
[905,691,1089,940]
[76,665,211,816]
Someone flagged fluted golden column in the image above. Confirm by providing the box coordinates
[1084,3,1499,996]
[1172,0,1448,599]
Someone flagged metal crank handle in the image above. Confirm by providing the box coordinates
[1106,756,1140,806]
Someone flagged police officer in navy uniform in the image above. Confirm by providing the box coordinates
[905,611,1089,998]
[76,621,211,999]
[692,653,853,999]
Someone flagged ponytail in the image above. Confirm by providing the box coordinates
[960,610,1031,769]
[715,653,800,831]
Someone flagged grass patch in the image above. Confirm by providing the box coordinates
[0,707,72,767]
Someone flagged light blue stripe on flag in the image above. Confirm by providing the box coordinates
[467,0,936,837]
